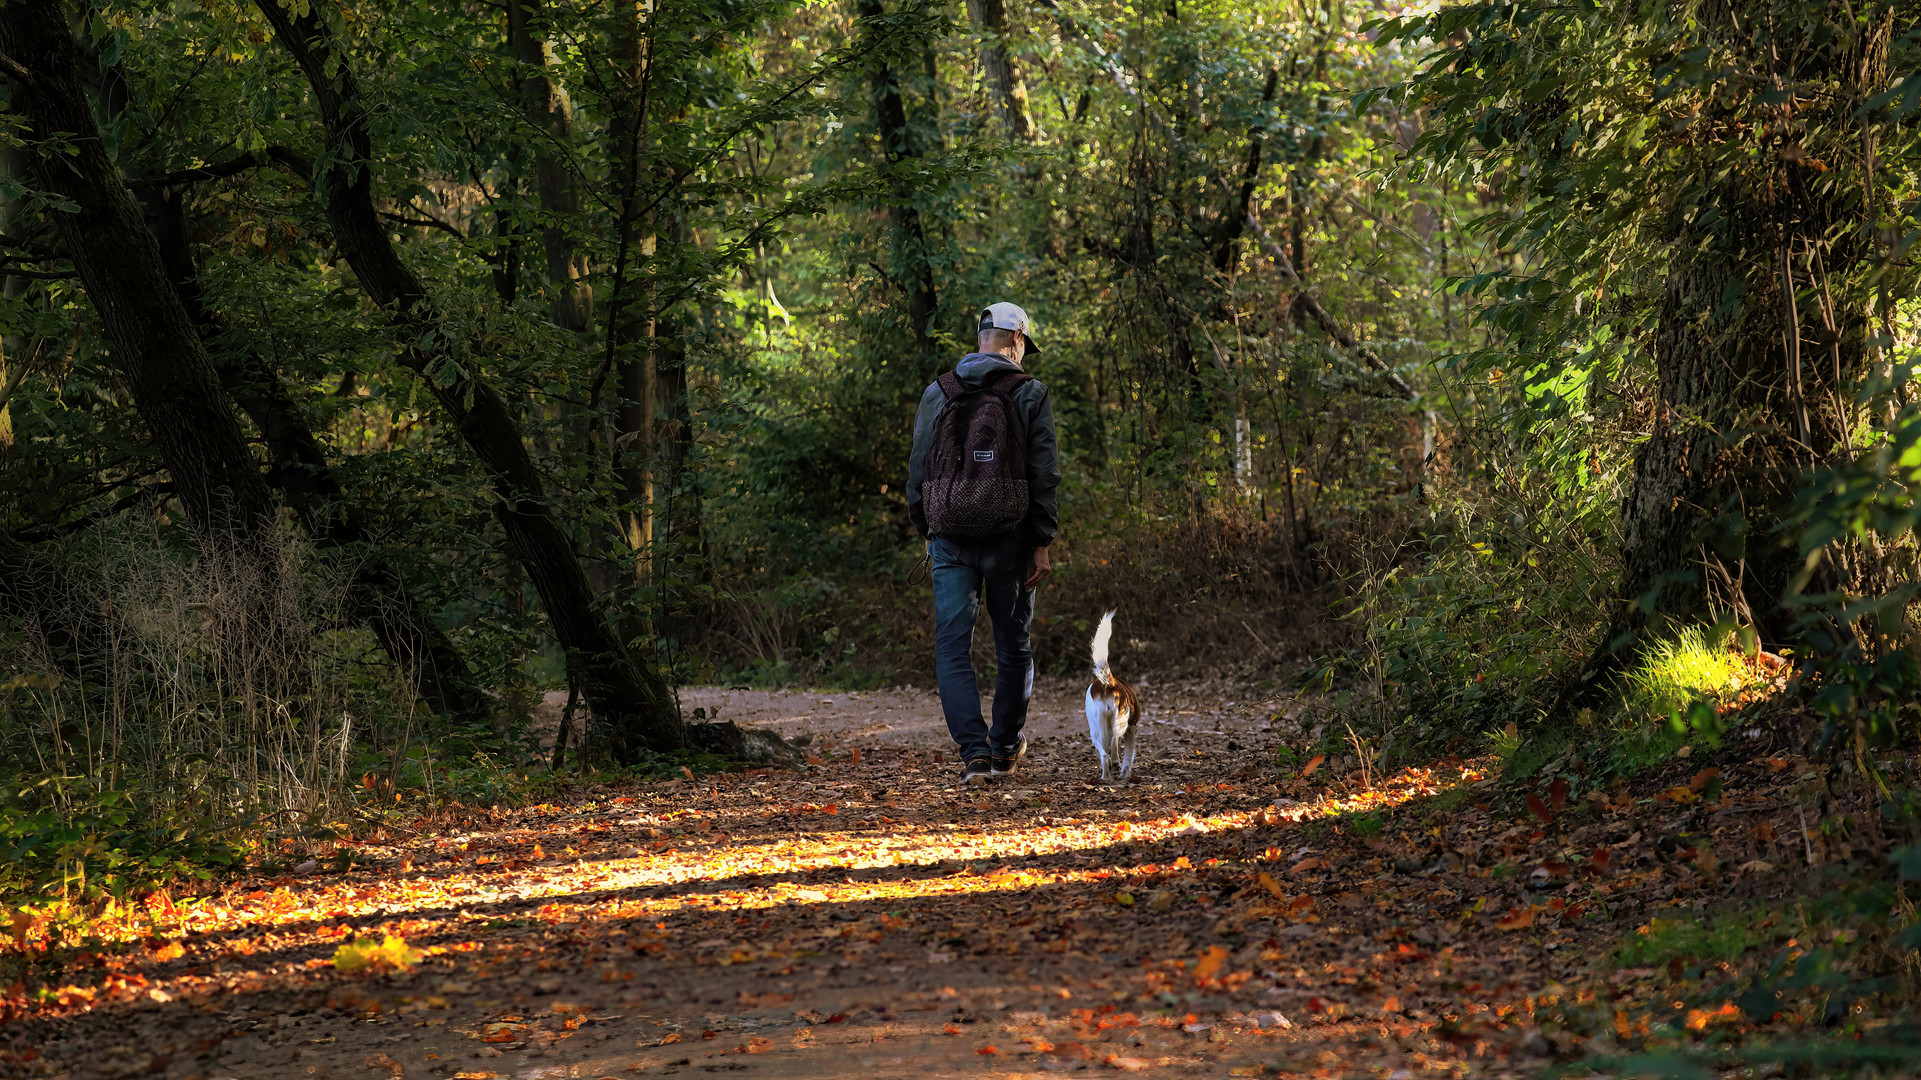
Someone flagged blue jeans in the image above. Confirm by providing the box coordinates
[930,536,1036,763]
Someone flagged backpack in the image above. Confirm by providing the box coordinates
[921,368,1032,542]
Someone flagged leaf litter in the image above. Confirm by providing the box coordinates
[0,677,1911,1078]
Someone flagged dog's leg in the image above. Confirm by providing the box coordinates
[1118,722,1138,781]
[1085,688,1110,782]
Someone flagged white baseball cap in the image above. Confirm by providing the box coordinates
[978,302,1040,353]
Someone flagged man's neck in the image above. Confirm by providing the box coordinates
[987,347,1023,366]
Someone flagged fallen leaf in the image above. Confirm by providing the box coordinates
[943,1024,963,1036]
[1300,754,1325,778]
[1105,1055,1156,1071]
[1256,871,1285,898]
[1496,906,1537,931]
[1193,944,1228,981]
[1289,858,1324,874]
[333,935,422,973]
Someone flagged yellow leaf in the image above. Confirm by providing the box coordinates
[1257,871,1286,899]
[333,934,423,972]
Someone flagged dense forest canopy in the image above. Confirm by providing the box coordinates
[2,0,1920,895]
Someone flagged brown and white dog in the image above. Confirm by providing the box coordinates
[1084,611,1140,783]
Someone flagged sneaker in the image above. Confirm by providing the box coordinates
[990,736,1028,776]
[959,758,993,784]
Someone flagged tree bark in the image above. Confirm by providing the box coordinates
[963,0,1034,141]
[858,0,940,364]
[254,0,685,759]
[1609,12,1891,654]
[1213,67,1279,274]
[141,186,488,724]
[606,10,658,597]
[0,0,277,545]
[506,0,593,332]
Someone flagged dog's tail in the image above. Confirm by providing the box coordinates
[1090,611,1116,684]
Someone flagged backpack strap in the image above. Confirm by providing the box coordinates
[936,371,966,399]
[986,370,1032,394]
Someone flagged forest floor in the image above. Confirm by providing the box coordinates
[0,678,1888,1080]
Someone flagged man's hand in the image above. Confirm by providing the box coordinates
[1025,546,1052,589]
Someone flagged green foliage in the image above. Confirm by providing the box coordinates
[0,779,245,901]
[1618,628,1751,732]
[1616,914,1778,968]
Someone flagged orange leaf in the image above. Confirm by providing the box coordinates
[1288,857,1323,874]
[1525,793,1554,823]
[851,748,862,766]
[976,1046,999,1056]
[1192,944,1228,981]
[1256,871,1286,899]
[943,1024,963,1036]
[1689,767,1721,793]
[1496,906,1537,930]
[1382,996,1401,1013]
[680,766,696,782]
[1300,754,1325,778]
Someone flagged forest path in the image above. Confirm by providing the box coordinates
[16,681,1661,1080]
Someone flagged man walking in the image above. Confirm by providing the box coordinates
[907,302,1060,784]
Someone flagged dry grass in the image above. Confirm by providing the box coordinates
[0,522,418,837]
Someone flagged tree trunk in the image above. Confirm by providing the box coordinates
[141,186,488,724]
[1213,67,1279,274]
[254,0,685,759]
[1607,8,1891,659]
[606,9,658,599]
[506,0,593,332]
[963,0,1034,141]
[858,0,940,366]
[0,0,277,545]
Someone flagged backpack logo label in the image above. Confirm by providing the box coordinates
[973,450,996,462]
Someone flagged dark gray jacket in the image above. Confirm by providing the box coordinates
[907,353,1060,547]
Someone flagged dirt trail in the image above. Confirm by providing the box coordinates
[5,678,1804,1080]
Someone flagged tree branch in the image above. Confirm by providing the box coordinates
[1227,179,1418,400]
[380,208,467,239]
[127,146,313,188]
